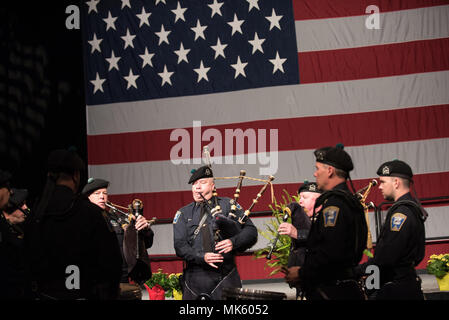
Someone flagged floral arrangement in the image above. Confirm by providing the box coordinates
[145,268,182,298]
[253,190,296,276]
[426,254,449,279]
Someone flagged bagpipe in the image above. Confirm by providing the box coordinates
[355,179,377,254]
[265,206,292,260]
[106,199,156,284]
[201,146,275,241]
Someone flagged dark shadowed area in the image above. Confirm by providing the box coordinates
[0,1,86,203]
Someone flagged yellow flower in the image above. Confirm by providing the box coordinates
[430,254,437,259]
[173,289,182,300]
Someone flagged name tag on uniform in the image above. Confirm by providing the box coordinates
[323,206,339,227]
[173,211,181,224]
[390,213,407,231]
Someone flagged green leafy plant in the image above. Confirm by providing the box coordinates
[427,254,449,279]
[253,190,297,276]
[167,273,182,295]
[145,268,182,298]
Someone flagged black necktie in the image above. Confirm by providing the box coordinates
[200,203,214,252]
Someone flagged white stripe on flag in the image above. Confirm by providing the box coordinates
[295,5,449,52]
[87,71,449,135]
[89,138,449,195]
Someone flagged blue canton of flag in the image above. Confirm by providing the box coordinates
[81,0,299,105]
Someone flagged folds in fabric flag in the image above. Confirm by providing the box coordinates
[82,0,299,103]
[82,0,449,230]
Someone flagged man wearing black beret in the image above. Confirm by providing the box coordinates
[82,178,110,210]
[1,188,29,299]
[298,144,368,300]
[173,166,258,300]
[82,178,154,299]
[25,149,123,300]
[279,181,322,298]
[356,160,426,300]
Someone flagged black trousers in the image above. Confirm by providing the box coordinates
[369,277,424,300]
[305,279,366,300]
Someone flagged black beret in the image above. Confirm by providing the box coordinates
[298,181,322,194]
[47,149,85,174]
[0,170,11,189]
[8,188,28,208]
[377,159,413,180]
[188,166,213,184]
[314,143,354,173]
[82,178,110,195]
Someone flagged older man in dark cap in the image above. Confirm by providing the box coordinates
[356,159,426,300]
[279,181,323,298]
[173,166,258,300]
[82,178,110,210]
[82,178,154,299]
[25,149,122,300]
[298,144,368,300]
[0,188,29,299]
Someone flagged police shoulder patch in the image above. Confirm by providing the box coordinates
[173,211,182,224]
[323,206,339,227]
[390,212,407,232]
[110,220,119,227]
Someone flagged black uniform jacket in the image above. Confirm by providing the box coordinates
[26,185,123,299]
[360,192,425,284]
[287,202,311,268]
[0,214,26,298]
[300,182,367,287]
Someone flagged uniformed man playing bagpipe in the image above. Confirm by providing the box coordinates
[173,166,258,300]
[279,181,323,298]
[82,178,154,300]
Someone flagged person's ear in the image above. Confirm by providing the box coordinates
[393,177,400,189]
[327,165,334,178]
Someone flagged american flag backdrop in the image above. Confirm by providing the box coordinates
[82,0,449,260]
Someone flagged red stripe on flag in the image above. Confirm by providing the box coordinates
[292,0,449,21]
[87,105,449,164]
[299,38,449,83]
[108,172,449,220]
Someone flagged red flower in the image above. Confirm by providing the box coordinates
[147,284,165,300]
